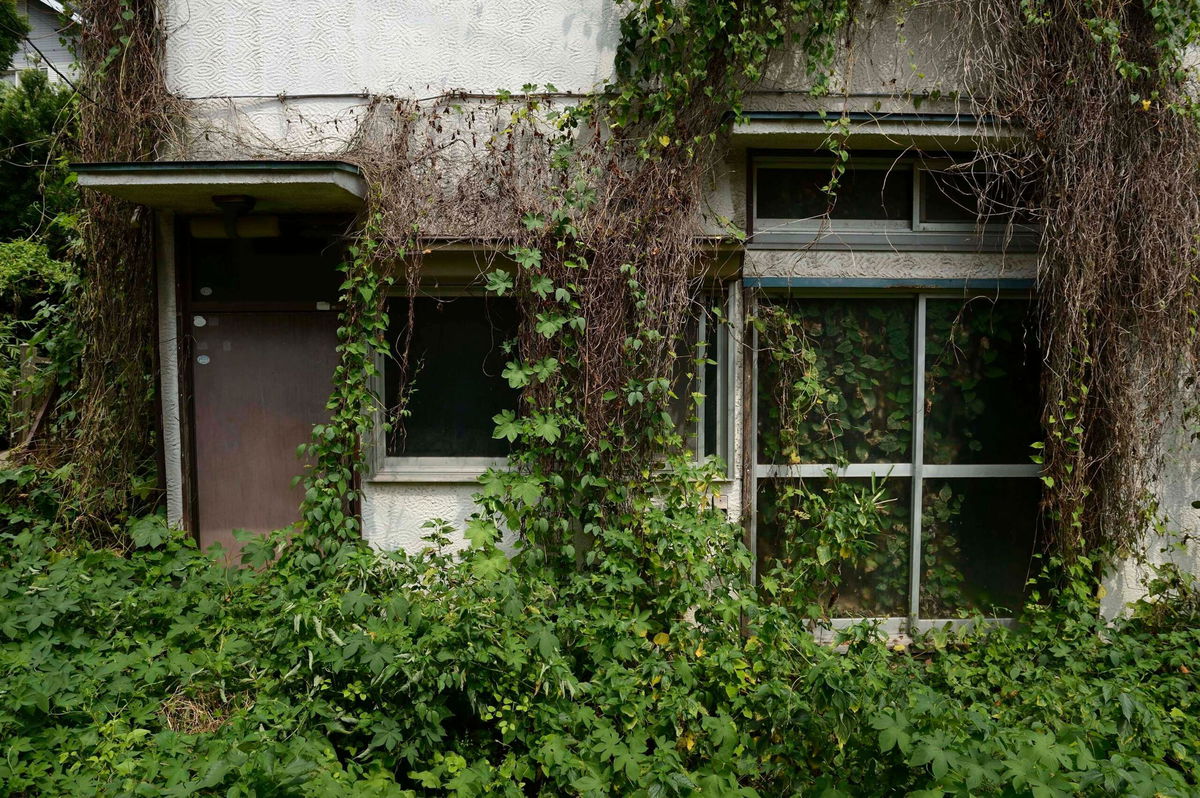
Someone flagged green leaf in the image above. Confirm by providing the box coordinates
[129,515,169,549]
[484,269,514,296]
[511,478,543,507]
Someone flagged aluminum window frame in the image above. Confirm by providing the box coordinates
[913,159,1040,235]
[678,286,736,473]
[752,156,915,237]
[749,154,1041,252]
[748,286,1042,631]
[368,284,736,483]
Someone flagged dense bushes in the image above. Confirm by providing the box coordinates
[0,70,76,254]
[1,473,1197,796]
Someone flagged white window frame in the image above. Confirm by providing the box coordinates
[747,287,1042,631]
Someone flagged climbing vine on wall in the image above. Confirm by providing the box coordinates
[60,0,1200,579]
[59,0,177,544]
[964,1,1200,559]
[293,0,861,553]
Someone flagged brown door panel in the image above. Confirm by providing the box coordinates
[191,312,339,558]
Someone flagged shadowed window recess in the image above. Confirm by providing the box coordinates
[384,296,519,459]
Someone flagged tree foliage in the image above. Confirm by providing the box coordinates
[0,69,76,252]
[0,0,29,75]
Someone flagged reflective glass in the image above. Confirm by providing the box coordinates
[384,296,518,457]
[921,167,1037,226]
[757,298,914,464]
[189,218,348,304]
[756,165,912,225]
[919,478,1041,617]
[924,297,1041,464]
[757,477,911,618]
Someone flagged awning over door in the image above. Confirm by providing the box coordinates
[71,160,367,214]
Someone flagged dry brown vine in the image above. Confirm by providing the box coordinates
[961,1,1200,558]
[63,0,178,543]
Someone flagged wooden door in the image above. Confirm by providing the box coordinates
[191,312,339,559]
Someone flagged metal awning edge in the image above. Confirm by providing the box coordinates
[70,160,367,213]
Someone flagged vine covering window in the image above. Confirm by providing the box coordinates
[383,296,518,459]
[754,293,1043,622]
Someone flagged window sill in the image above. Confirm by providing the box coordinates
[809,616,1018,645]
[367,456,506,484]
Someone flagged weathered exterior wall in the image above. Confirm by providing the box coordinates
[754,0,977,113]
[362,481,482,553]
[743,251,1037,282]
[163,0,619,100]
[1102,412,1200,617]
[160,0,976,159]
[151,0,1199,609]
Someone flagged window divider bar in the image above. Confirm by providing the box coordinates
[746,290,760,586]
[718,286,733,475]
[908,295,927,631]
[754,463,913,479]
[696,311,707,461]
[753,463,1038,479]
[922,464,1042,478]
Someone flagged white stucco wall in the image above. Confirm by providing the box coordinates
[163,0,620,97]
[1101,411,1200,617]
[362,481,482,553]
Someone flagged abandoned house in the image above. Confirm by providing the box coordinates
[72,0,1198,632]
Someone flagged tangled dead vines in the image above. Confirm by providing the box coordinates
[964,1,1200,558]
[65,0,177,543]
[61,0,1199,572]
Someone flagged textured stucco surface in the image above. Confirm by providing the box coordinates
[1101,415,1200,617]
[163,0,620,97]
[743,250,1038,281]
[758,0,976,105]
[362,481,483,553]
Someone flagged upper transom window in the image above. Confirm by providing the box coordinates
[750,155,1038,250]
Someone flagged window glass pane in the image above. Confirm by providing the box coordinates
[756,165,912,224]
[384,296,518,457]
[919,478,1041,617]
[924,297,1041,464]
[667,300,725,459]
[757,298,913,464]
[921,167,1036,226]
[757,477,910,618]
[667,315,701,455]
[189,218,348,304]
[703,313,720,459]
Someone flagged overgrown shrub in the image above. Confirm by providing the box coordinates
[1,495,1197,796]
[0,70,76,254]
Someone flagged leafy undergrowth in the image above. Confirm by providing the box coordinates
[0,493,1197,796]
